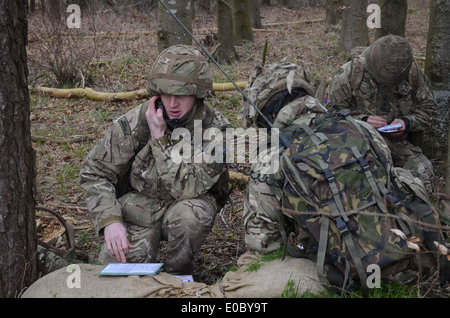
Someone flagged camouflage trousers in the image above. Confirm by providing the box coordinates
[99,193,217,274]
[386,138,434,194]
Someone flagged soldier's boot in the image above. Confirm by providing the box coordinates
[36,245,69,277]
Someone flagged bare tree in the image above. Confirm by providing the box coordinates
[28,1,100,87]
[217,0,239,63]
[250,0,263,29]
[375,0,407,39]
[197,0,213,14]
[28,0,36,13]
[339,0,369,52]
[325,0,341,26]
[425,0,450,184]
[280,0,297,9]
[0,0,37,298]
[157,0,193,52]
[232,0,254,45]
[447,129,450,204]
[425,0,450,90]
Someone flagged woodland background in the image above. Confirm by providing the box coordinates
[0,0,449,298]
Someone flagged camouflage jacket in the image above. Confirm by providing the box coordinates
[326,56,437,137]
[80,100,231,234]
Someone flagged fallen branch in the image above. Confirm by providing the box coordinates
[212,82,247,92]
[263,18,324,27]
[30,82,248,102]
[31,133,97,144]
[30,86,149,102]
[229,171,249,185]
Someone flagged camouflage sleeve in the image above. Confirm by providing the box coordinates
[326,63,367,121]
[402,73,437,132]
[79,106,140,234]
[148,134,225,201]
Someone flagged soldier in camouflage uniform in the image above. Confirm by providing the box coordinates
[80,45,231,274]
[240,60,334,253]
[240,61,449,288]
[241,61,394,254]
[326,35,437,192]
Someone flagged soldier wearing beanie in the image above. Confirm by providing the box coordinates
[326,35,437,193]
[80,45,231,274]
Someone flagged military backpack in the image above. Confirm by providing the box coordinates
[279,105,441,296]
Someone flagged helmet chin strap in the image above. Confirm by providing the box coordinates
[161,99,198,130]
[157,0,291,149]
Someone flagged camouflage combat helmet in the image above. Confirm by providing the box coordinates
[148,45,212,99]
[364,35,413,85]
[240,60,315,128]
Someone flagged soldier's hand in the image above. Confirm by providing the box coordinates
[146,96,166,140]
[388,118,406,136]
[104,222,131,263]
[366,115,387,129]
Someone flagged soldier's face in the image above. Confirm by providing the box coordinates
[160,94,195,119]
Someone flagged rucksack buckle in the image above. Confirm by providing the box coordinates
[335,216,349,236]
[323,168,335,182]
[336,110,350,117]
[356,157,370,171]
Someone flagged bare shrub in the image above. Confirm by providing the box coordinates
[27,2,116,88]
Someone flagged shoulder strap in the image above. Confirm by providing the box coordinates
[408,59,420,92]
[349,58,365,92]
[117,102,150,152]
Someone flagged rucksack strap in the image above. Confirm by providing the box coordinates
[317,158,347,220]
[316,214,369,297]
[298,122,328,146]
[351,146,388,214]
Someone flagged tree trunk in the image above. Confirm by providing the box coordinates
[375,0,407,39]
[0,0,37,298]
[197,0,212,14]
[232,0,254,45]
[281,0,297,9]
[325,0,341,26]
[157,0,193,52]
[339,0,369,52]
[447,128,450,203]
[425,0,450,90]
[29,0,36,13]
[48,0,61,21]
[217,0,239,64]
[250,0,263,29]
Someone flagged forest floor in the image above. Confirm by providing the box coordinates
[27,1,449,297]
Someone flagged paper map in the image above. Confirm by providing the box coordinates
[99,263,164,276]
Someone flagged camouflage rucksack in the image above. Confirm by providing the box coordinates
[280,105,441,296]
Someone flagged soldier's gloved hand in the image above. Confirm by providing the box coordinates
[104,222,131,263]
